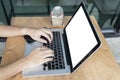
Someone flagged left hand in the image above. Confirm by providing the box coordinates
[24,47,54,69]
[25,28,53,43]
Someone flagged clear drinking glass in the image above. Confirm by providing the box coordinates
[50,6,64,27]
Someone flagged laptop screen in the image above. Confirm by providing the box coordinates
[65,3,101,70]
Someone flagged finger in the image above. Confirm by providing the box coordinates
[41,48,54,56]
[42,49,54,55]
[42,52,54,58]
[41,33,51,43]
[39,47,49,51]
[42,29,53,41]
[39,47,54,54]
[43,58,54,63]
[37,38,47,43]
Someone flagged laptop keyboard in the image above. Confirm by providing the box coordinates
[43,31,65,70]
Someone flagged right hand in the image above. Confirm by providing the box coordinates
[24,28,53,43]
[24,47,54,69]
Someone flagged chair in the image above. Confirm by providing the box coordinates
[89,0,120,29]
[92,0,120,14]
[0,0,10,25]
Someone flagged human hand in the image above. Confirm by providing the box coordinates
[24,47,54,69]
[24,28,53,43]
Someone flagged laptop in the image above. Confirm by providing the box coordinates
[22,3,101,77]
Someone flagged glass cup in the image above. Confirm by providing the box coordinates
[50,6,64,27]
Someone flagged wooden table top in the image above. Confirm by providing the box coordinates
[1,16,120,80]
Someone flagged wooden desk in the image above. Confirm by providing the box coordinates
[1,16,120,80]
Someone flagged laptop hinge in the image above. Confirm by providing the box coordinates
[62,33,72,72]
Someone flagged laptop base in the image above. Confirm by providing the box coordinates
[22,65,71,77]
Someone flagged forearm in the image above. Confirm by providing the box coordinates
[0,25,27,37]
[0,58,28,80]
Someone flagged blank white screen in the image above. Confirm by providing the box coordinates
[65,6,97,68]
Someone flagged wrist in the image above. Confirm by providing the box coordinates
[23,56,37,70]
[21,57,32,70]
[21,28,29,35]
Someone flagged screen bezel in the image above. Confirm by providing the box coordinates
[63,2,101,72]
